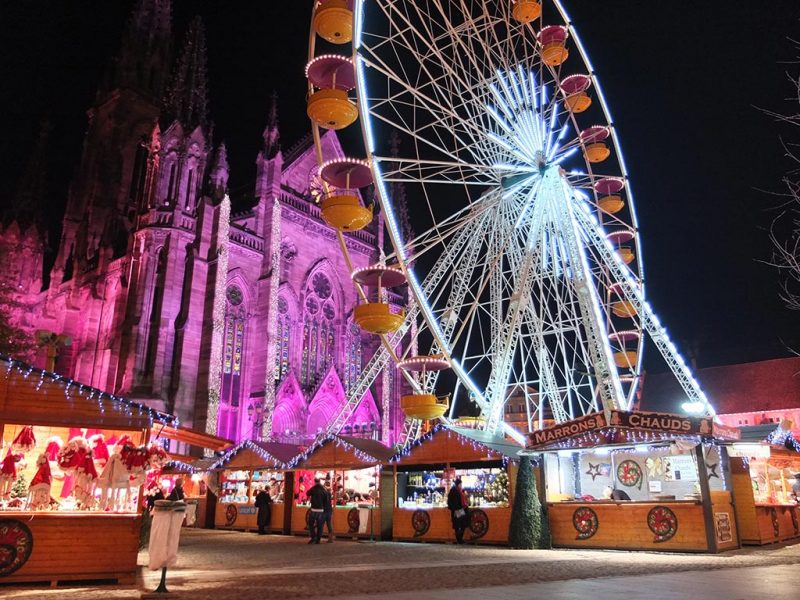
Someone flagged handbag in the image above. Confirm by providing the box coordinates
[454,508,466,519]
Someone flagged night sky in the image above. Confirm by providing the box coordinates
[1,1,798,371]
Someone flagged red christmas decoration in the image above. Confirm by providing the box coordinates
[89,434,109,465]
[57,437,90,473]
[44,436,63,461]
[11,426,36,454]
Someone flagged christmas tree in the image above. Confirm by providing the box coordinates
[508,456,550,549]
[10,473,27,499]
[487,471,509,506]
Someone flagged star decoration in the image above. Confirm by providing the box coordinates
[706,463,719,480]
[585,462,601,481]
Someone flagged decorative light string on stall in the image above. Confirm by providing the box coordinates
[1,355,176,427]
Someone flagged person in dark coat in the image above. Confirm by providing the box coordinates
[147,487,165,511]
[447,478,469,544]
[255,485,273,535]
[322,482,334,543]
[167,478,185,501]
[306,478,327,544]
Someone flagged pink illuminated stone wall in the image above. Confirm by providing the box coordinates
[0,1,407,449]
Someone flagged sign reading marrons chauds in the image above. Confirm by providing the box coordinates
[526,410,714,449]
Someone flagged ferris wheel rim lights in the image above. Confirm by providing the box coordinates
[580,125,611,143]
[594,177,626,194]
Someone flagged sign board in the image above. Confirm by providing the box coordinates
[527,412,607,447]
[648,480,663,493]
[712,423,741,441]
[663,455,697,481]
[609,410,713,437]
[238,506,257,515]
[714,512,733,543]
[527,410,716,449]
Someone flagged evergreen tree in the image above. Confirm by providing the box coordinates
[0,248,36,360]
[508,455,549,548]
[10,472,28,499]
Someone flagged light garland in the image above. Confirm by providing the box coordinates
[205,194,231,446]
[766,425,800,452]
[0,355,176,427]
[388,424,521,465]
[210,439,291,470]
[381,358,391,444]
[262,198,282,441]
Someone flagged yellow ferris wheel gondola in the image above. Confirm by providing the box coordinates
[512,0,541,24]
[306,54,358,130]
[313,0,354,44]
[318,158,374,231]
[352,265,407,334]
[397,355,451,420]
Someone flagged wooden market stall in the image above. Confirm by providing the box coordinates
[210,440,302,533]
[289,435,394,539]
[389,425,519,545]
[154,425,232,529]
[530,410,741,553]
[727,423,800,544]
[0,355,176,586]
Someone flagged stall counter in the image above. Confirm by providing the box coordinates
[215,501,285,532]
[392,506,511,544]
[548,500,724,552]
[0,512,140,585]
[291,504,381,538]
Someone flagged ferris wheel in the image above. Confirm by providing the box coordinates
[306,0,715,446]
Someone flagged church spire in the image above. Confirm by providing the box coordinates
[209,142,230,198]
[262,91,281,159]
[116,0,172,98]
[163,16,210,131]
[5,120,50,236]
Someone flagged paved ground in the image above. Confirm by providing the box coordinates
[2,529,799,599]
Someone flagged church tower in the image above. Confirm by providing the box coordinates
[51,0,172,286]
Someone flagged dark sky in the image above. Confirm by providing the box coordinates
[0,1,798,370]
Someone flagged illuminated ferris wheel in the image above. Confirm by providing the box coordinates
[306,0,715,446]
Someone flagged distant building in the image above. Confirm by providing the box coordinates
[0,1,408,447]
[640,356,800,435]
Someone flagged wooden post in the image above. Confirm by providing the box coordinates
[282,471,295,534]
[379,467,394,541]
[695,444,717,552]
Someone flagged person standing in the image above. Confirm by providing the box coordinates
[255,485,273,535]
[323,482,335,543]
[447,478,469,544]
[167,478,185,501]
[306,478,327,544]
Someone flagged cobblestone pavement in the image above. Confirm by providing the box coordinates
[3,529,799,599]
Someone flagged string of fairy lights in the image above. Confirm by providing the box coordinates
[1,355,176,427]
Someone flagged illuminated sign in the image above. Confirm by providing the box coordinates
[526,412,607,447]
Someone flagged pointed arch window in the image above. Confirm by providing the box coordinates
[144,247,167,376]
[219,284,246,439]
[275,296,291,380]
[301,272,336,388]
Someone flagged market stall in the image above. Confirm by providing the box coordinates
[153,425,232,528]
[530,410,740,553]
[209,440,302,533]
[0,355,175,585]
[289,436,393,539]
[728,422,800,544]
[389,425,519,544]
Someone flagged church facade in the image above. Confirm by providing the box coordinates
[0,0,406,447]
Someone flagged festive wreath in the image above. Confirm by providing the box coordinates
[647,505,678,543]
[572,507,599,540]
[468,508,489,540]
[347,508,360,533]
[616,460,643,489]
[225,504,238,526]
[0,519,34,576]
[411,509,430,537]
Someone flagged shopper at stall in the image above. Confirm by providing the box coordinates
[323,481,334,543]
[167,477,185,501]
[307,478,327,544]
[792,473,800,502]
[255,485,273,535]
[447,478,469,544]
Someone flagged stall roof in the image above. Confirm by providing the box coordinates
[390,424,520,464]
[446,426,523,460]
[155,424,232,452]
[0,355,176,430]
[211,440,304,470]
[289,435,393,469]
